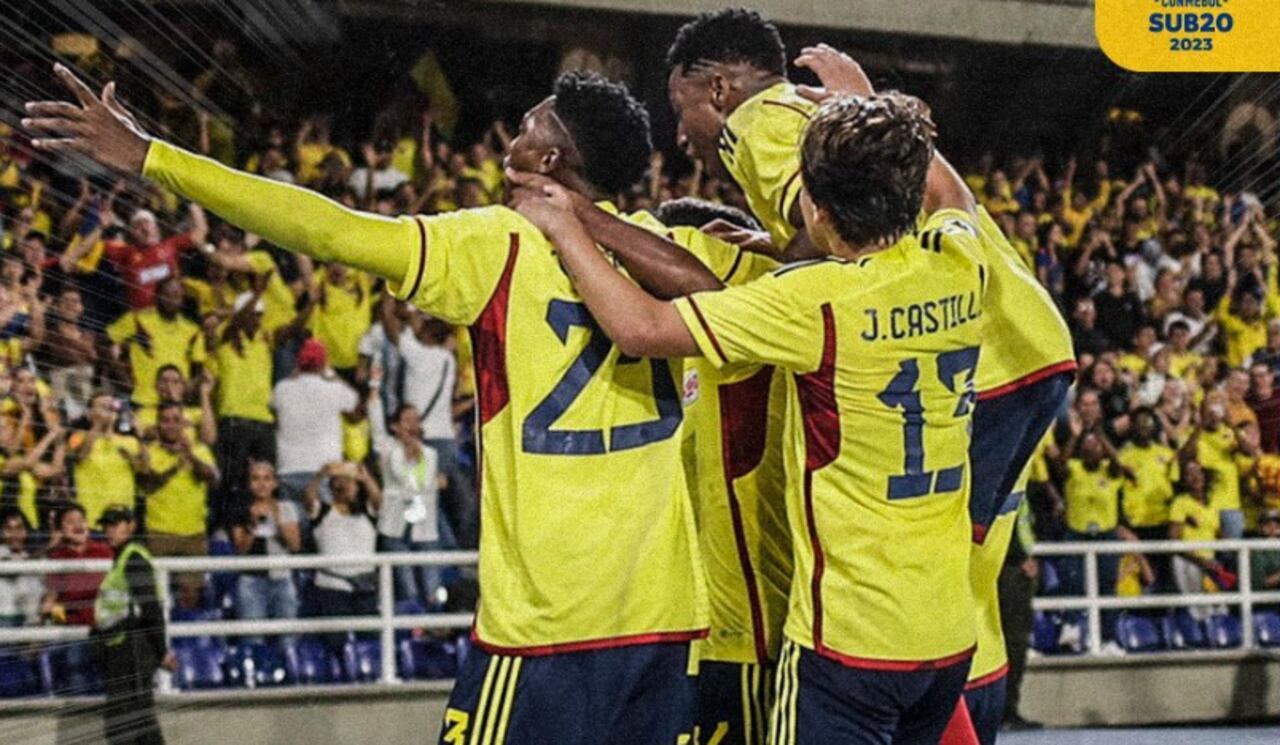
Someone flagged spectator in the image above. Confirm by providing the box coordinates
[1224,367,1258,428]
[271,338,359,505]
[68,392,145,527]
[1113,525,1157,597]
[1248,319,1280,379]
[387,309,473,547]
[1164,320,1203,381]
[348,140,409,202]
[0,509,42,627]
[77,204,208,310]
[368,368,442,606]
[1118,409,1178,589]
[1092,259,1143,350]
[135,364,217,446]
[105,277,207,408]
[1250,510,1280,598]
[1070,297,1109,360]
[1186,391,1255,539]
[36,286,98,420]
[1168,460,1232,621]
[1247,361,1280,453]
[141,402,219,609]
[42,504,113,626]
[229,461,301,642]
[307,264,375,379]
[304,461,382,644]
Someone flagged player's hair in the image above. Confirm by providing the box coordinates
[56,504,86,529]
[552,71,652,196]
[800,92,937,248]
[654,197,761,231]
[666,8,786,76]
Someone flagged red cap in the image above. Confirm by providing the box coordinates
[297,338,328,373]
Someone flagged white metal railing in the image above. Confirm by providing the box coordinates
[1031,538,1280,656]
[0,551,479,687]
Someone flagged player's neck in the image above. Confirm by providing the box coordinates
[558,170,609,204]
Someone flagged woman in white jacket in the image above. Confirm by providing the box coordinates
[367,367,444,607]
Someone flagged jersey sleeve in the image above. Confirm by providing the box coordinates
[673,269,824,373]
[736,108,809,238]
[390,206,525,326]
[105,312,135,345]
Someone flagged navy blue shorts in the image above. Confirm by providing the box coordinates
[438,640,696,745]
[962,674,1007,745]
[696,660,773,745]
[769,640,972,745]
[970,371,1073,541]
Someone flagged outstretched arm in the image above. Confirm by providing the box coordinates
[506,170,722,299]
[24,64,415,284]
[514,191,698,359]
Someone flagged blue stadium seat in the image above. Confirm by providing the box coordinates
[342,640,382,683]
[1162,611,1208,650]
[285,638,343,685]
[223,643,291,688]
[174,645,227,690]
[39,641,102,696]
[0,652,41,698]
[1254,612,1280,647]
[1031,612,1060,654]
[1039,559,1061,595]
[397,638,458,680]
[1205,614,1243,649]
[1116,613,1163,652]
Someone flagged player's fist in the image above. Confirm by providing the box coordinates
[23,64,150,174]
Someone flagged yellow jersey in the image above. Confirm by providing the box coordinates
[214,328,274,423]
[1170,494,1220,559]
[391,205,707,654]
[1215,297,1267,368]
[244,251,298,334]
[1196,425,1251,512]
[1064,460,1123,534]
[68,432,140,526]
[1118,442,1178,528]
[143,442,215,536]
[675,209,986,667]
[105,309,207,406]
[967,464,1030,685]
[652,215,790,665]
[972,208,1075,397]
[308,271,375,371]
[719,82,817,247]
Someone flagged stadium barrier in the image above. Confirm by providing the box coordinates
[2,539,1278,691]
[1031,539,1280,655]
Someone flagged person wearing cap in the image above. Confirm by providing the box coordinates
[209,288,309,529]
[92,504,174,745]
[270,337,359,511]
[96,202,208,310]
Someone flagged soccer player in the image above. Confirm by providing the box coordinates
[511,89,987,743]
[777,48,1075,744]
[25,65,708,744]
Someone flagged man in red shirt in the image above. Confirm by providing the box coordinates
[43,504,114,626]
[102,203,207,309]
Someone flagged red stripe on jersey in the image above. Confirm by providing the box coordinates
[762,100,813,119]
[719,366,777,664]
[687,297,729,364]
[470,627,709,657]
[796,304,840,471]
[964,663,1009,691]
[795,304,839,652]
[814,642,977,672]
[470,234,520,426]
[406,217,429,300]
[976,360,1077,401]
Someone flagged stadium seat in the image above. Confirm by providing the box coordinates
[39,641,102,696]
[1205,614,1243,649]
[0,652,41,698]
[174,645,227,690]
[1039,559,1061,595]
[342,640,382,683]
[285,638,343,685]
[1254,612,1280,647]
[397,638,458,680]
[223,643,291,689]
[1116,613,1163,652]
[1031,612,1059,654]
[1162,611,1208,650]
[170,607,227,651]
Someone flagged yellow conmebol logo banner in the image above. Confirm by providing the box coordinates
[1096,0,1280,71]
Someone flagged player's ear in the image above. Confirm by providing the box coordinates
[709,72,730,112]
[538,146,561,175]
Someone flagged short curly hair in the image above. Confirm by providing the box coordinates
[654,197,761,231]
[666,8,786,76]
[552,71,652,196]
[801,92,937,248]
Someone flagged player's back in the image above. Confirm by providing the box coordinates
[392,204,707,653]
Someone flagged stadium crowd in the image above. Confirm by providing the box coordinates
[0,34,1279,657]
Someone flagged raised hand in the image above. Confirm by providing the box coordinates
[794,44,875,103]
[22,64,151,174]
